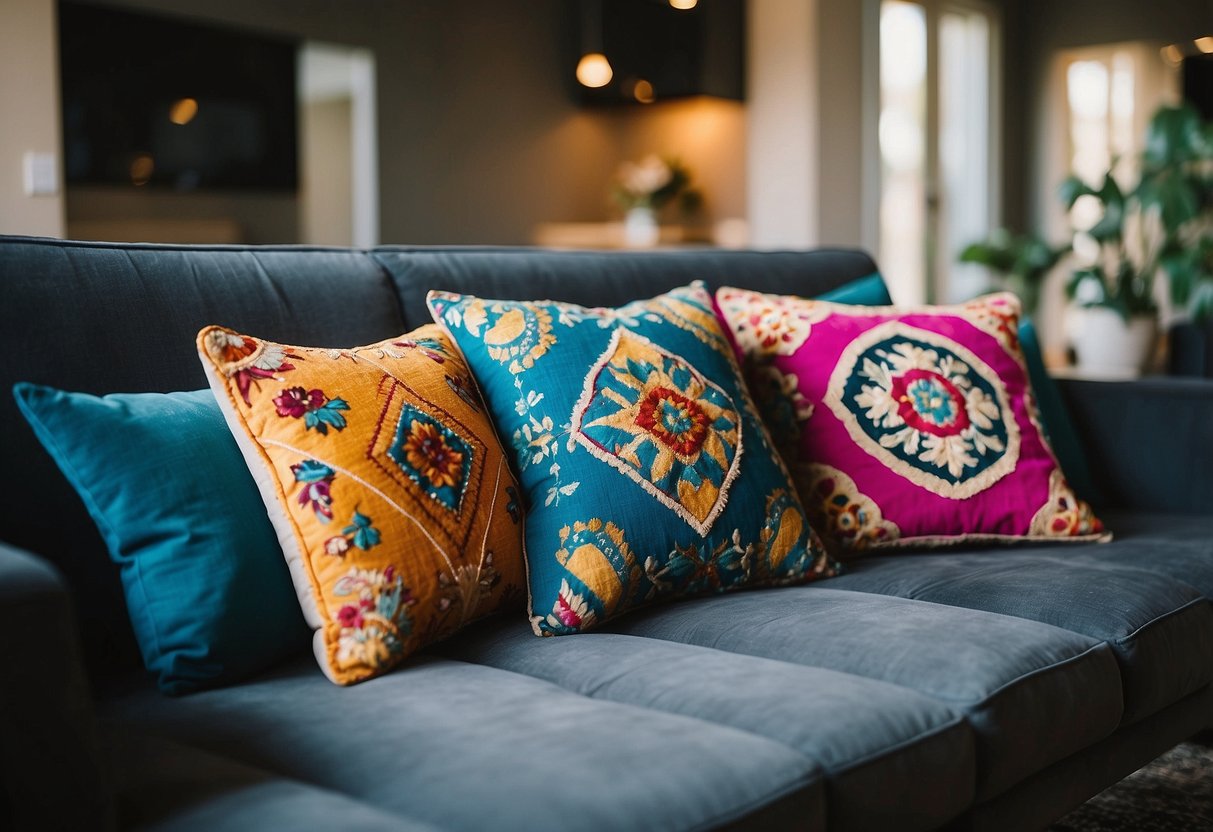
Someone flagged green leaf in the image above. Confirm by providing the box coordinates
[1143,104,1204,168]
[959,240,1016,272]
[292,459,335,483]
[1058,176,1094,210]
[1087,173,1125,242]
[1189,280,1213,325]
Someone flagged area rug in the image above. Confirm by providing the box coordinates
[1051,739,1213,831]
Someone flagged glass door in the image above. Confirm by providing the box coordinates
[878,0,997,304]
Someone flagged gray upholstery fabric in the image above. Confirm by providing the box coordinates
[440,623,973,831]
[602,586,1123,800]
[102,657,825,832]
[1057,377,1213,513]
[108,731,439,832]
[0,237,405,676]
[0,542,110,832]
[1052,511,1213,599]
[371,246,879,330]
[823,549,1213,724]
[961,683,1213,832]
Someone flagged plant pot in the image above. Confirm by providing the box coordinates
[623,207,660,248]
[1069,307,1157,378]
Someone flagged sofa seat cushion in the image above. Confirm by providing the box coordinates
[101,657,824,832]
[1046,511,1213,599]
[438,622,973,832]
[602,586,1123,801]
[107,729,441,831]
[822,549,1213,725]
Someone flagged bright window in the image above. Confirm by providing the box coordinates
[878,0,997,305]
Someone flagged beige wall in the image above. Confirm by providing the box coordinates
[746,0,817,247]
[66,187,298,244]
[301,97,354,246]
[6,0,748,245]
[603,98,747,224]
[0,0,64,237]
[746,0,869,249]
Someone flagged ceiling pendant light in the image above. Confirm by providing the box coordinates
[576,53,614,88]
[576,0,613,89]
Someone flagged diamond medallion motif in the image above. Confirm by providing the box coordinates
[572,329,742,534]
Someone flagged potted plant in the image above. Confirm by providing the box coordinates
[612,155,698,247]
[958,229,1069,319]
[1059,103,1213,377]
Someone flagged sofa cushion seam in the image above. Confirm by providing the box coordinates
[965,641,1114,710]
[687,765,821,832]
[824,713,970,777]
[1113,596,1211,646]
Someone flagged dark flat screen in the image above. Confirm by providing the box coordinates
[59,2,298,191]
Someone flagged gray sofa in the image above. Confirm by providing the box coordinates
[2,235,1211,832]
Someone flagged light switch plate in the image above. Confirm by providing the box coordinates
[23,152,58,196]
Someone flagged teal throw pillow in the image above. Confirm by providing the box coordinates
[816,272,892,305]
[428,282,836,637]
[13,384,309,694]
[1017,320,1100,506]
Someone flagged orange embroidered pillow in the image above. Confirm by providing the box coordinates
[198,324,525,685]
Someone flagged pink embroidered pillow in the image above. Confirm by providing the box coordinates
[715,289,1107,550]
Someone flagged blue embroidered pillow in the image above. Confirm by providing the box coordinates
[428,282,835,636]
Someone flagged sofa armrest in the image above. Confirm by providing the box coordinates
[1057,377,1213,514]
[0,542,112,831]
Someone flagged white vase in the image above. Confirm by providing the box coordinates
[623,207,660,248]
[1069,306,1157,378]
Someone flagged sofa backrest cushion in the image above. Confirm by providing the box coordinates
[1,237,406,677]
[373,247,880,330]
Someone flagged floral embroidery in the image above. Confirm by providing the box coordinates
[404,422,464,488]
[202,329,298,405]
[510,411,579,507]
[572,329,742,534]
[549,518,641,633]
[750,364,813,461]
[1030,469,1105,538]
[757,487,836,577]
[444,373,480,411]
[545,579,597,634]
[274,386,350,435]
[827,321,1021,499]
[392,335,449,363]
[332,565,416,671]
[616,286,732,354]
[803,464,900,549]
[715,287,827,357]
[451,299,555,374]
[646,533,752,598]
[291,459,336,523]
[436,551,502,623]
[387,404,473,512]
[964,292,1022,355]
[325,509,381,556]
